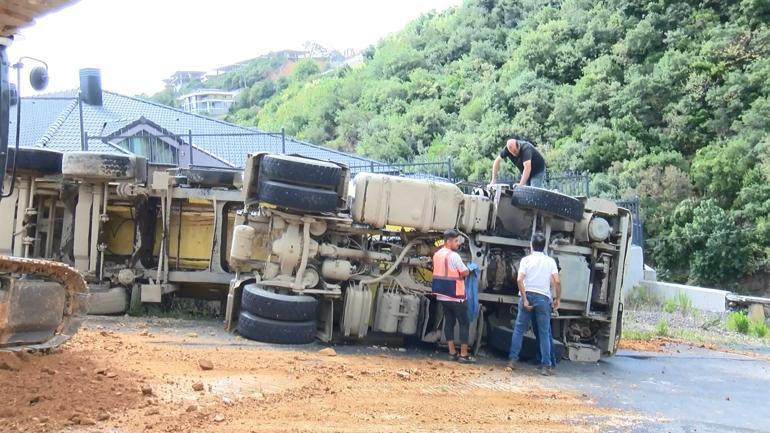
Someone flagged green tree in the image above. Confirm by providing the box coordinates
[292,58,321,81]
[654,199,756,286]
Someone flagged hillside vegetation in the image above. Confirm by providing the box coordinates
[229,0,770,290]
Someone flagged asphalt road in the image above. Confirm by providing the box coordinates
[90,316,770,432]
[550,347,770,433]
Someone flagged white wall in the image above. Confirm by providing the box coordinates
[639,280,728,313]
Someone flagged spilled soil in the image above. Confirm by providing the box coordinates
[0,326,642,433]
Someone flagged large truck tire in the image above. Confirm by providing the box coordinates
[6,147,62,175]
[259,154,342,189]
[86,286,128,315]
[241,283,319,322]
[257,180,338,213]
[236,311,316,344]
[510,186,584,222]
[62,152,147,181]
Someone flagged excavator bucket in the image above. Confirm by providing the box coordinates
[0,257,87,351]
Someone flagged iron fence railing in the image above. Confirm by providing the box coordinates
[455,172,591,197]
[545,173,590,197]
[349,160,454,181]
[616,196,643,248]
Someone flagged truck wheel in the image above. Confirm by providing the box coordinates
[63,152,147,181]
[241,283,319,322]
[86,287,128,315]
[257,180,338,213]
[488,324,565,363]
[511,186,584,222]
[6,147,62,175]
[259,154,342,189]
[236,311,316,344]
[488,325,513,354]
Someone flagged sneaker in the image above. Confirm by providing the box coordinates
[458,355,476,364]
[506,360,519,370]
[448,352,459,361]
[539,366,555,376]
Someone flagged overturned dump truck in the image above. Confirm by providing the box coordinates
[0,144,631,360]
[225,154,632,361]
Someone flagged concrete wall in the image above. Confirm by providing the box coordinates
[639,280,728,313]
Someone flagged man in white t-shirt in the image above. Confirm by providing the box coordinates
[508,232,561,376]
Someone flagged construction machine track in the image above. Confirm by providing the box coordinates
[0,256,87,351]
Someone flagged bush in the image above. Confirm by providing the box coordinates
[654,199,756,286]
[656,319,669,336]
[727,312,750,334]
[750,321,768,338]
[625,286,659,310]
[676,292,693,315]
[663,298,677,313]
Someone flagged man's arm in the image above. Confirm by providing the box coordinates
[490,155,503,185]
[550,272,561,310]
[451,253,470,278]
[519,160,532,186]
[517,271,532,311]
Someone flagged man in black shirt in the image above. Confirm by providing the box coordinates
[490,138,547,187]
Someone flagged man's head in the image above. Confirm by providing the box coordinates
[531,232,546,252]
[506,138,520,156]
[443,229,463,251]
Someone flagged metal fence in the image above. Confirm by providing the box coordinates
[545,173,590,197]
[349,160,454,181]
[616,196,643,248]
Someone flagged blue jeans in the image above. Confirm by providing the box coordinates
[532,315,556,367]
[508,293,553,367]
[527,169,546,188]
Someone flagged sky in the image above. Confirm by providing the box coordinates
[8,0,462,96]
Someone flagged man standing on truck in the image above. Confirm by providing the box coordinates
[432,229,474,363]
[508,232,561,376]
[490,138,547,187]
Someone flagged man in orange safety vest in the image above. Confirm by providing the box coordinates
[432,229,473,363]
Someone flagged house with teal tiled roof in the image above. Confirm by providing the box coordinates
[9,68,385,170]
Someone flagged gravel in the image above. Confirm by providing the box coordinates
[623,306,770,349]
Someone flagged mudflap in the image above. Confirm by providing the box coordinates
[0,256,87,351]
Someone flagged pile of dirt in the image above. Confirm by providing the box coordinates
[618,338,667,353]
[1,326,641,432]
[0,331,143,432]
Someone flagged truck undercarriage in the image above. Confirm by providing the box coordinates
[224,153,632,361]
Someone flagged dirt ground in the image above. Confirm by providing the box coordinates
[0,324,644,433]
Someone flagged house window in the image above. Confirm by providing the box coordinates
[118,130,178,164]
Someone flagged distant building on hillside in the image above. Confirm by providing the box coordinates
[203,50,311,82]
[177,89,239,117]
[163,71,205,91]
[273,49,310,62]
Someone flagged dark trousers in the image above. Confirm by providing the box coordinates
[441,300,470,345]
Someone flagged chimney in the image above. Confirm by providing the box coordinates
[79,68,102,106]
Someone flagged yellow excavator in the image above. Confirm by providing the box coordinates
[0,0,87,350]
